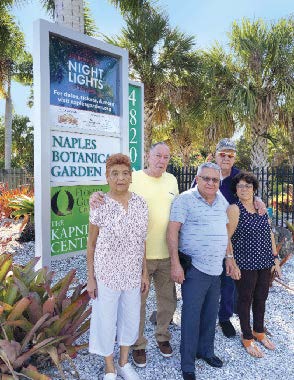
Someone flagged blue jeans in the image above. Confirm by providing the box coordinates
[218,259,236,322]
[181,266,220,373]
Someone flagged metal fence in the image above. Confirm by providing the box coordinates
[168,165,294,226]
[1,166,293,225]
[252,167,294,226]
[0,168,34,190]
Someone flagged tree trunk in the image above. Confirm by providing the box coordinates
[143,83,158,164]
[250,122,269,169]
[144,101,155,163]
[54,0,84,32]
[288,115,294,165]
[4,75,13,170]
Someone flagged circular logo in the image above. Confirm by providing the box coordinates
[51,190,74,216]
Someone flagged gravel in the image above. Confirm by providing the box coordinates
[1,220,294,380]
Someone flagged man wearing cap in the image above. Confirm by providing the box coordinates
[192,138,266,338]
[214,138,240,338]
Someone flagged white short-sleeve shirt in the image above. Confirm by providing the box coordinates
[90,192,148,290]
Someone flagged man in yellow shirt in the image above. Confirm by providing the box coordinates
[131,142,179,367]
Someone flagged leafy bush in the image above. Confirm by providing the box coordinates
[0,253,91,379]
[8,194,35,242]
[0,184,33,220]
[272,191,293,213]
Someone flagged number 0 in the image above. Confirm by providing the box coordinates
[130,147,137,163]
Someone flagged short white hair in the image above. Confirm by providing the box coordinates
[197,162,221,175]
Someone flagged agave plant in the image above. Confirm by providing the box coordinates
[7,193,35,242]
[0,253,91,379]
[8,194,34,230]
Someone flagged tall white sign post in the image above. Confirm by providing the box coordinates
[33,20,129,268]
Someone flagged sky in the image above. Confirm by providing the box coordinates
[0,0,293,119]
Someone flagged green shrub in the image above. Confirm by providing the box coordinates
[0,253,91,379]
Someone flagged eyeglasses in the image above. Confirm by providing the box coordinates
[198,176,220,184]
[236,184,253,190]
[217,152,236,159]
[109,171,131,180]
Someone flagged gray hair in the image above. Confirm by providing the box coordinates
[150,141,170,151]
[197,162,221,175]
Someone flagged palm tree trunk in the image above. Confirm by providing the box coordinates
[250,122,269,169]
[288,115,294,165]
[143,83,158,163]
[144,102,155,162]
[4,75,13,170]
[54,0,84,32]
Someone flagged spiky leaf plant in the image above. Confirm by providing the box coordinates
[0,253,91,379]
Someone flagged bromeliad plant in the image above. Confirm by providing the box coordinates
[0,184,33,220]
[8,194,35,242]
[0,253,91,379]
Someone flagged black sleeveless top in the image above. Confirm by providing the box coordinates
[231,200,274,270]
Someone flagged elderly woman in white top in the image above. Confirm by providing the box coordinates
[87,153,149,380]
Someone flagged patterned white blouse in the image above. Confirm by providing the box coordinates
[89,192,148,291]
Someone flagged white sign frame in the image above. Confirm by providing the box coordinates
[33,19,129,268]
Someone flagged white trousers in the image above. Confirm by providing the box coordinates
[89,281,141,357]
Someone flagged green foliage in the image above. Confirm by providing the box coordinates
[106,2,197,150]
[272,188,293,214]
[0,8,26,98]
[6,191,35,240]
[40,0,55,16]
[84,1,99,37]
[0,115,34,170]
[13,51,33,86]
[228,17,294,166]
[0,253,90,379]
[8,193,34,223]
[109,0,146,15]
[235,136,252,170]
[0,184,33,220]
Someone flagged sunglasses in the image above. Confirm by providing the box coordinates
[217,152,236,158]
[198,176,220,184]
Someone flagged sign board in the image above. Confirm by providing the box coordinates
[50,131,120,182]
[50,184,109,256]
[129,82,144,170]
[33,20,128,267]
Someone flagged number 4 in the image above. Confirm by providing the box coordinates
[129,90,136,106]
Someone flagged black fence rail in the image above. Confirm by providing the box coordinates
[167,165,198,193]
[168,165,294,226]
[1,166,293,226]
[252,167,294,226]
[0,169,34,190]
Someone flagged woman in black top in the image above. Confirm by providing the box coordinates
[227,171,281,358]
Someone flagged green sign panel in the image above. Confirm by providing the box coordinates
[129,83,143,170]
[50,184,108,256]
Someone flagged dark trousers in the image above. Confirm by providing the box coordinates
[218,259,235,322]
[181,266,220,373]
[234,268,271,340]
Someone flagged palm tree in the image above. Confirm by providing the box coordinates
[40,0,146,32]
[229,17,294,168]
[0,8,28,169]
[107,3,196,152]
[187,45,238,151]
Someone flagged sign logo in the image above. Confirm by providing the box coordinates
[51,189,74,216]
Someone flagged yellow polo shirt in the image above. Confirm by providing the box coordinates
[130,170,179,260]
